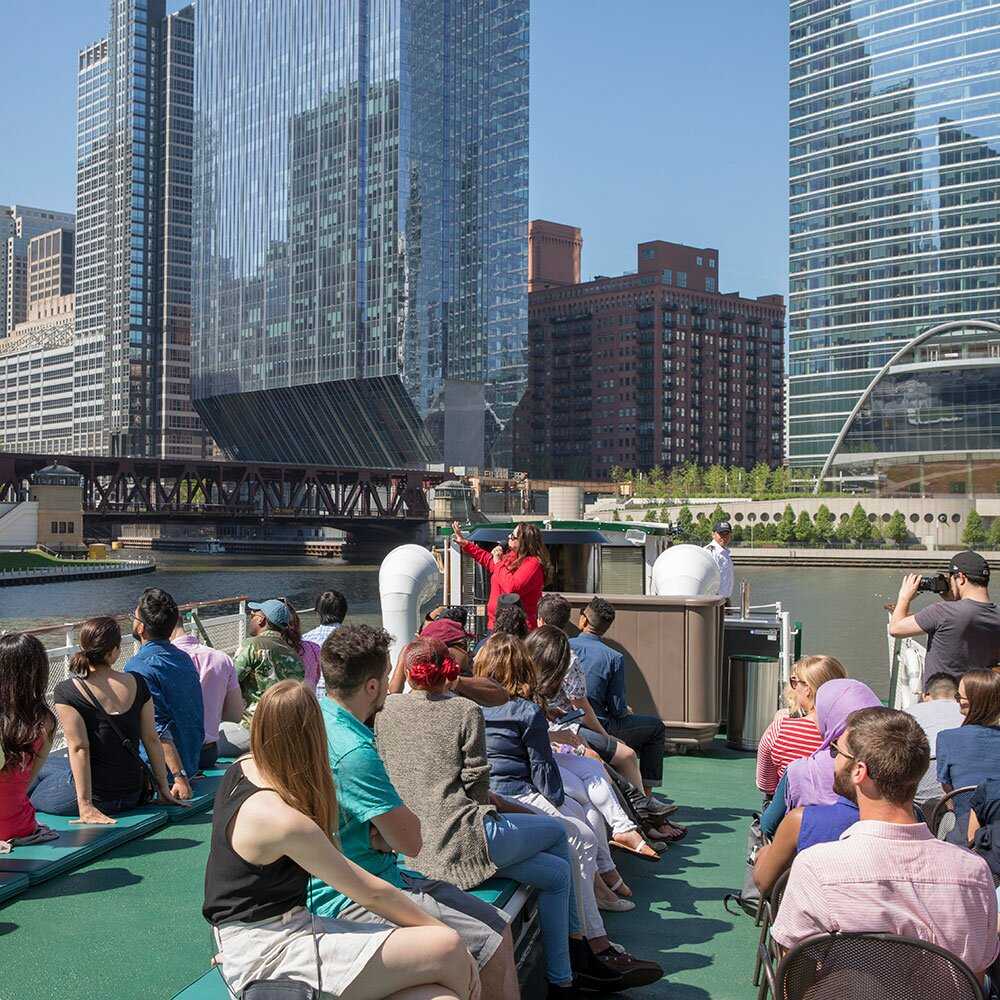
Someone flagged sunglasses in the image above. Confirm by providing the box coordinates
[789,675,806,689]
[828,743,856,763]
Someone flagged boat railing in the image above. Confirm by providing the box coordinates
[28,596,323,750]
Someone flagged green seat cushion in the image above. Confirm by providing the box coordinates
[159,768,226,819]
[0,807,167,884]
[468,876,520,909]
[170,968,226,999]
[0,872,30,904]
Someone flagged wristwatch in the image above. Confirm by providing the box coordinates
[177,769,189,779]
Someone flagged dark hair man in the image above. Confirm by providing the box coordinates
[124,588,205,799]
[311,624,518,999]
[303,590,348,650]
[569,597,667,799]
[904,671,963,808]
[771,708,998,982]
[890,550,1000,679]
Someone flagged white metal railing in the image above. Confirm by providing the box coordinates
[0,559,154,579]
[21,596,322,750]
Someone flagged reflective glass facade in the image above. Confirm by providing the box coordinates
[73,3,206,459]
[825,323,1000,492]
[192,0,529,469]
[788,0,1000,471]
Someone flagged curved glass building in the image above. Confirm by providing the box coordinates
[191,0,529,469]
[788,0,1000,494]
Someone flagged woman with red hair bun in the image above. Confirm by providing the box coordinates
[376,638,594,994]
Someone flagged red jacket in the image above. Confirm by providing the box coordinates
[461,541,544,630]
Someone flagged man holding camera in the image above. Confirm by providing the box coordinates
[890,550,1000,679]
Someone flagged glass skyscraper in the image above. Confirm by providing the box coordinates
[73,1,206,459]
[788,0,1000,494]
[191,0,529,469]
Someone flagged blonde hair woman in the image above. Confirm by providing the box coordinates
[203,680,479,1000]
[755,655,847,797]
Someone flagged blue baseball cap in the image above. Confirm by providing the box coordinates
[248,599,291,628]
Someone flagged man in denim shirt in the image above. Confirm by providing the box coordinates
[569,597,666,797]
[125,587,205,800]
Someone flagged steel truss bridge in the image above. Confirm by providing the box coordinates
[0,451,446,526]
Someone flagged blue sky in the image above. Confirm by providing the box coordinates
[0,1,789,299]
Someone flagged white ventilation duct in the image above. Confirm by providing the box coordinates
[651,544,720,597]
[379,544,441,668]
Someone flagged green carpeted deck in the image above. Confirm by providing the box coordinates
[0,744,762,1000]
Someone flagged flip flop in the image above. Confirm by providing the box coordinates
[610,836,661,862]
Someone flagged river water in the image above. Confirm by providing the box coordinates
[0,552,940,700]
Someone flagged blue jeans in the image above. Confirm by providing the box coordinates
[760,772,789,839]
[483,812,576,986]
[28,755,145,816]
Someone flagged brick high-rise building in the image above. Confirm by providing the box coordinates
[528,220,582,292]
[515,229,785,479]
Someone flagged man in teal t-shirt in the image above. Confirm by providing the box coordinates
[308,625,516,997]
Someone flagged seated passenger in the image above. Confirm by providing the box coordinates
[302,589,348,647]
[904,671,963,810]
[756,655,846,797]
[1,633,56,843]
[203,680,479,1000]
[526,624,667,864]
[309,624,521,1000]
[125,588,205,800]
[377,637,606,995]
[936,668,1000,845]
[475,633,663,989]
[771,708,999,984]
[170,618,244,771]
[283,600,322,691]
[537,594,673,823]
[222,598,305,756]
[302,590,348,699]
[569,597,666,800]
[30,617,185,822]
[761,678,881,838]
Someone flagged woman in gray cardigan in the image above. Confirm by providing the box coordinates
[376,637,614,995]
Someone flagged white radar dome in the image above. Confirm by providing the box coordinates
[651,544,720,597]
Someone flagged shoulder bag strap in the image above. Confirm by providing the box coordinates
[72,677,159,793]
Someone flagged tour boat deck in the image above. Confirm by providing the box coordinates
[0,742,761,1000]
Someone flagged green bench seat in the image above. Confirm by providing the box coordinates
[0,808,168,885]
[0,873,30,904]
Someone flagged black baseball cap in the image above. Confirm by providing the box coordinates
[949,550,989,582]
[714,521,732,535]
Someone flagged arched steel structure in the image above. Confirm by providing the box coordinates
[813,319,1000,493]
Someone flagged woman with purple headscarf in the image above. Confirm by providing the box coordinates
[760,678,881,836]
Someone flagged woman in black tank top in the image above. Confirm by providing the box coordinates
[203,680,480,1000]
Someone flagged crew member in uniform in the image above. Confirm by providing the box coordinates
[705,521,734,601]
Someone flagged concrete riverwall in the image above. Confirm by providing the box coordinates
[0,558,156,587]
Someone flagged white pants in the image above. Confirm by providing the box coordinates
[514,790,608,939]
[557,753,637,837]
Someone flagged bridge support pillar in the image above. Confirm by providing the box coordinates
[340,521,430,564]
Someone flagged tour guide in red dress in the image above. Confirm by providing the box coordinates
[451,521,550,630]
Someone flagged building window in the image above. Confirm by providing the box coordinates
[676,272,687,288]
[68,521,75,533]
[708,258,715,268]
[661,269,672,285]
[706,277,716,292]
[51,521,59,534]
[696,256,703,266]
[642,248,656,259]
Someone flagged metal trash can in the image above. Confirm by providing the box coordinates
[726,655,780,751]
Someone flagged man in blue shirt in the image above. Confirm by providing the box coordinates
[569,596,666,798]
[308,624,519,1000]
[125,587,205,800]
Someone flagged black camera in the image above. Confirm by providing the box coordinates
[916,573,950,595]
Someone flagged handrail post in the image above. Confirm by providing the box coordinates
[238,599,247,645]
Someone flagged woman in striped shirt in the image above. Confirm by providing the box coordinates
[756,655,847,797]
